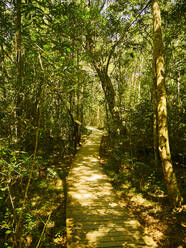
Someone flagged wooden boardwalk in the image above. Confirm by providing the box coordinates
[66,127,157,248]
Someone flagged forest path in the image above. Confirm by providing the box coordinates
[66,127,157,248]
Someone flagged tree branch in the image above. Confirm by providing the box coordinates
[105,0,152,73]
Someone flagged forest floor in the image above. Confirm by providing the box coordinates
[34,128,185,248]
[0,142,75,247]
[99,135,186,248]
[1,128,185,248]
[0,128,94,247]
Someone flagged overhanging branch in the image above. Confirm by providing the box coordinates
[105,0,152,73]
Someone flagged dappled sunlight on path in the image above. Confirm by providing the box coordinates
[66,128,157,248]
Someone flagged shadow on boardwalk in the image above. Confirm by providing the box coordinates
[66,127,157,248]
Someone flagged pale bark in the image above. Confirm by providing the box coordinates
[152,0,182,207]
[177,72,181,104]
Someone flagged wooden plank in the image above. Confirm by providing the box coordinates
[66,128,157,248]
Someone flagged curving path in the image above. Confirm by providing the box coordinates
[66,127,157,248]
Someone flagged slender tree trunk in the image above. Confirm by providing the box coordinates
[76,50,81,123]
[152,0,182,207]
[1,45,9,137]
[177,72,181,104]
[152,58,159,168]
[129,72,135,107]
[76,84,80,121]
[69,90,75,113]
[15,0,23,140]
[138,60,143,101]
[80,86,84,125]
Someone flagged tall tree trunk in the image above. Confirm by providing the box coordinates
[95,66,126,136]
[152,58,159,168]
[152,0,182,207]
[15,0,23,140]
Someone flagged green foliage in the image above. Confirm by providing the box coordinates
[0,147,31,176]
[0,0,185,245]
[129,99,153,156]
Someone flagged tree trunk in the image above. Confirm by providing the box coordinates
[152,58,159,168]
[95,66,126,136]
[15,0,23,140]
[177,72,181,105]
[152,0,182,207]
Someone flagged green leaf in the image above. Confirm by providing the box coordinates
[29,53,35,58]
[0,187,7,191]
[65,47,71,53]
[43,44,50,50]
[5,230,12,234]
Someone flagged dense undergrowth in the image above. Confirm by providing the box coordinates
[0,128,91,248]
[99,135,186,248]
[0,147,69,248]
